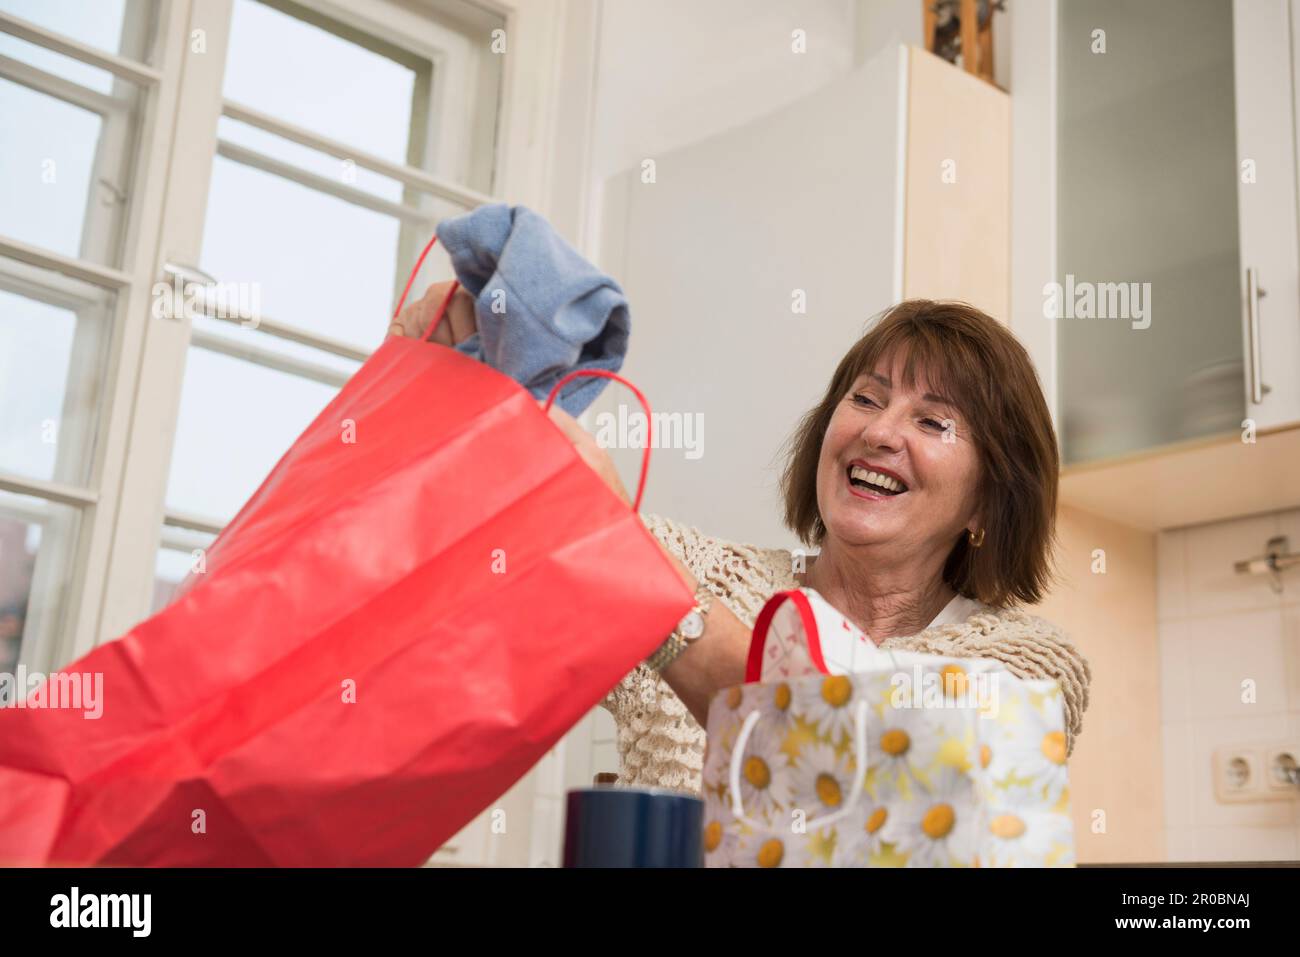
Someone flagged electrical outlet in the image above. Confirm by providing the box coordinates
[1213,743,1300,802]
[1264,744,1300,793]
[1213,748,1262,803]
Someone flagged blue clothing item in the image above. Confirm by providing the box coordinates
[435,203,630,416]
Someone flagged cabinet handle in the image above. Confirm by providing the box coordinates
[1246,267,1270,406]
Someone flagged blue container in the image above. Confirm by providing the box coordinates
[563,786,704,868]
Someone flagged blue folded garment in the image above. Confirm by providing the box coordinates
[435,203,630,416]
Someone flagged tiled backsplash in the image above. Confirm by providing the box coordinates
[1159,508,1300,861]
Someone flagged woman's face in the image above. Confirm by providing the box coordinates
[815,351,982,557]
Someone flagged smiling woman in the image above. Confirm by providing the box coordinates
[594,299,1091,795]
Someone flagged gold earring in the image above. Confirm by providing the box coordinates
[968,527,985,548]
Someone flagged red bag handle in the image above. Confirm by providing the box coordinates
[395,233,654,513]
[544,370,654,513]
[745,590,828,682]
[392,233,460,343]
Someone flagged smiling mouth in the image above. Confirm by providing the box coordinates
[847,465,908,496]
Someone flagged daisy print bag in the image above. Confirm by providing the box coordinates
[702,589,1076,868]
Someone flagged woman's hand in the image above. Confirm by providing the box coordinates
[388,280,477,346]
[540,401,632,508]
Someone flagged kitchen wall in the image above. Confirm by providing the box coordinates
[1159,508,1300,861]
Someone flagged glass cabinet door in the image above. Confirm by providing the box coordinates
[1056,0,1300,465]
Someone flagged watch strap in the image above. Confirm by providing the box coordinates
[646,583,713,673]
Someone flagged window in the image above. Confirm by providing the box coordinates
[0,0,504,673]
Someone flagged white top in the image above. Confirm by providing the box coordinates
[927,593,985,629]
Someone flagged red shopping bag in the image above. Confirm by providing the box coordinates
[0,238,693,866]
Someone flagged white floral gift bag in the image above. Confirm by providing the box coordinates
[703,588,1076,868]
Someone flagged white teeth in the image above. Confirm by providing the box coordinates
[849,466,905,493]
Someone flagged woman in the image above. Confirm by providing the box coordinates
[391,289,1091,795]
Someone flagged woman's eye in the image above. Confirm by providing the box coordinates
[922,418,944,430]
[851,393,877,408]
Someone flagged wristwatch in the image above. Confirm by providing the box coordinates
[646,583,713,673]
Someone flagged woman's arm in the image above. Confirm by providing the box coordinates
[653,551,752,725]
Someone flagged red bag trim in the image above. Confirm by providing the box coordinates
[744,588,828,682]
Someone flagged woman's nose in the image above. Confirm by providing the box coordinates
[862,405,905,451]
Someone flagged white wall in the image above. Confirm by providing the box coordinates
[583,0,859,257]
[853,0,922,64]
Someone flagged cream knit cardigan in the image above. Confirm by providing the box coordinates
[600,514,1092,795]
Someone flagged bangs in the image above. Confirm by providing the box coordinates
[842,315,980,427]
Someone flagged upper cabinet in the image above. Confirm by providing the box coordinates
[1055,0,1300,467]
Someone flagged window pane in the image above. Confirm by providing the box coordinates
[0,0,158,93]
[164,346,340,523]
[0,264,113,487]
[0,77,140,263]
[200,155,457,350]
[0,490,82,677]
[223,0,426,167]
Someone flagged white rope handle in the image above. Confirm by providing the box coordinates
[728,698,870,833]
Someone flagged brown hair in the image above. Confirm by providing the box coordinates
[780,299,1059,607]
